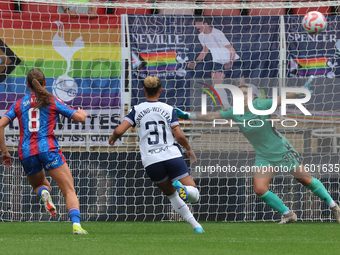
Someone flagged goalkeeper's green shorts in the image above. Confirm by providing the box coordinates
[254,149,302,172]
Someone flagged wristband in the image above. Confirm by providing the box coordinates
[298,75,314,97]
[303,75,314,93]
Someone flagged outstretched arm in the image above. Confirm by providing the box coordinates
[226,45,236,61]
[196,46,209,62]
[187,46,209,70]
[277,76,314,107]
[0,117,11,167]
[277,92,299,107]
[175,108,224,121]
[71,108,88,122]
[171,125,197,164]
[109,120,132,146]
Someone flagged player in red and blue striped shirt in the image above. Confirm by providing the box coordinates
[4,87,76,161]
[0,68,88,234]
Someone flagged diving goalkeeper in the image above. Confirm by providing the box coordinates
[176,82,340,224]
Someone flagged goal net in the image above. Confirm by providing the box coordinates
[0,0,339,222]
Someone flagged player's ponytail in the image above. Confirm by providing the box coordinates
[144,76,161,96]
[27,68,53,109]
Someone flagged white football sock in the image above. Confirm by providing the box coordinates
[283,210,291,216]
[187,217,202,229]
[168,191,201,229]
[185,186,200,203]
[329,200,336,208]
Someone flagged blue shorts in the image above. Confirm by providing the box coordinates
[21,150,66,175]
[211,59,243,78]
[145,157,190,184]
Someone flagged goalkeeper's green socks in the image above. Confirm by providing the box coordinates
[306,178,336,208]
[259,178,336,215]
[259,190,290,214]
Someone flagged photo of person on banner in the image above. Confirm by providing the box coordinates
[187,16,245,108]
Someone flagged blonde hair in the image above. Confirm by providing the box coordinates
[143,76,161,96]
[27,68,53,109]
[144,76,161,88]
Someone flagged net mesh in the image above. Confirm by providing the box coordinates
[0,0,339,222]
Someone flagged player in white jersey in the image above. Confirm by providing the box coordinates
[187,16,245,108]
[109,76,204,234]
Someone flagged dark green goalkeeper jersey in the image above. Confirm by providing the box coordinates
[219,98,301,168]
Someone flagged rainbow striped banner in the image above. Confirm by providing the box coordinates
[0,13,124,140]
[137,51,178,73]
[0,13,122,110]
[290,57,332,76]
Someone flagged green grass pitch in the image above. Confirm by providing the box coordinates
[0,221,339,255]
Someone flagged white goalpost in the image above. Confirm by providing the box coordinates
[0,0,339,222]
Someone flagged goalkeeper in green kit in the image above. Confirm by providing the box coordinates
[176,80,340,224]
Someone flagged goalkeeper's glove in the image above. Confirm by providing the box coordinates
[297,75,314,97]
[175,108,197,120]
[303,75,314,93]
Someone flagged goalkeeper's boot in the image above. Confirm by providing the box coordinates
[278,211,297,224]
[194,227,204,234]
[331,204,340,223]
[41,189,56,217]
[73,224,88,235]
[172,180,188,201]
